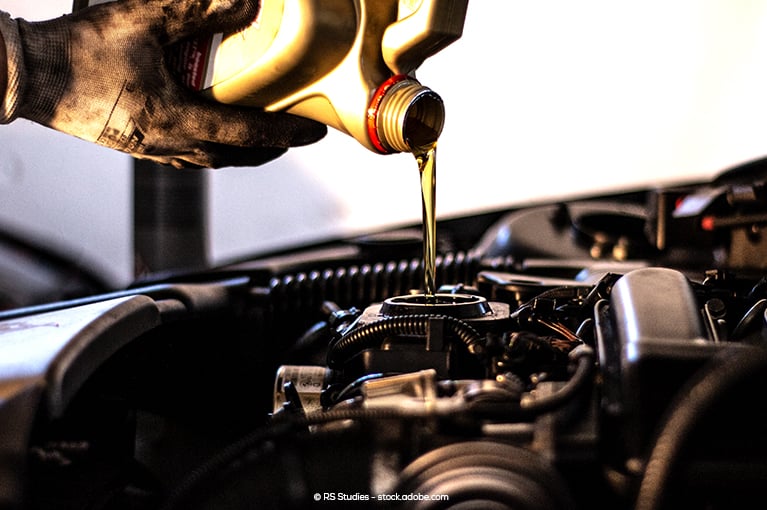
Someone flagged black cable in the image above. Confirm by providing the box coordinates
[331,373,385,404]
[468,343,594,421]
[519,344,594,415]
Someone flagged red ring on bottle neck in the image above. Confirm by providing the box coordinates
[367,74,410,154]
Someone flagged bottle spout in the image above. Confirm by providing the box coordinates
[368,75,445,154]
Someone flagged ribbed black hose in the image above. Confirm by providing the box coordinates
[327,314,483,368]
[266,252,512,318]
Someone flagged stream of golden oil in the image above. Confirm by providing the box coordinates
[415,143,437,299]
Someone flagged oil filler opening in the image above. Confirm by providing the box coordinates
[380,293,492,319]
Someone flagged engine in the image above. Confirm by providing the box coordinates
[257,267,767,510]
[3,163,767,510]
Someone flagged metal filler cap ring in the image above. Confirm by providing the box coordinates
[380,293,492,319]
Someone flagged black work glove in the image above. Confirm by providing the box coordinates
[0,1,327,169]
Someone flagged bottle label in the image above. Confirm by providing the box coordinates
[187,5,278,93]
[168,34,223,91]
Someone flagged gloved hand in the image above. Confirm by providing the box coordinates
[0,0,327,169]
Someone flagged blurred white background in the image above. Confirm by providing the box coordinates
[1,0,767,287]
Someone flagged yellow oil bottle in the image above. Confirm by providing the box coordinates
[74,0,468,154]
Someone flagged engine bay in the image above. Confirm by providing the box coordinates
[3,159,767,509]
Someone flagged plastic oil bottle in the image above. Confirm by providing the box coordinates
[75,0,468,155]
[174,0,467,155]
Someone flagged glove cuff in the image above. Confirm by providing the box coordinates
[15,18,71,126]
[0,12,25,124]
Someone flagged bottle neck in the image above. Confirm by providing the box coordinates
[367,75,445,154]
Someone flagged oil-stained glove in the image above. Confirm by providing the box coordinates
[0,1,327,169]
